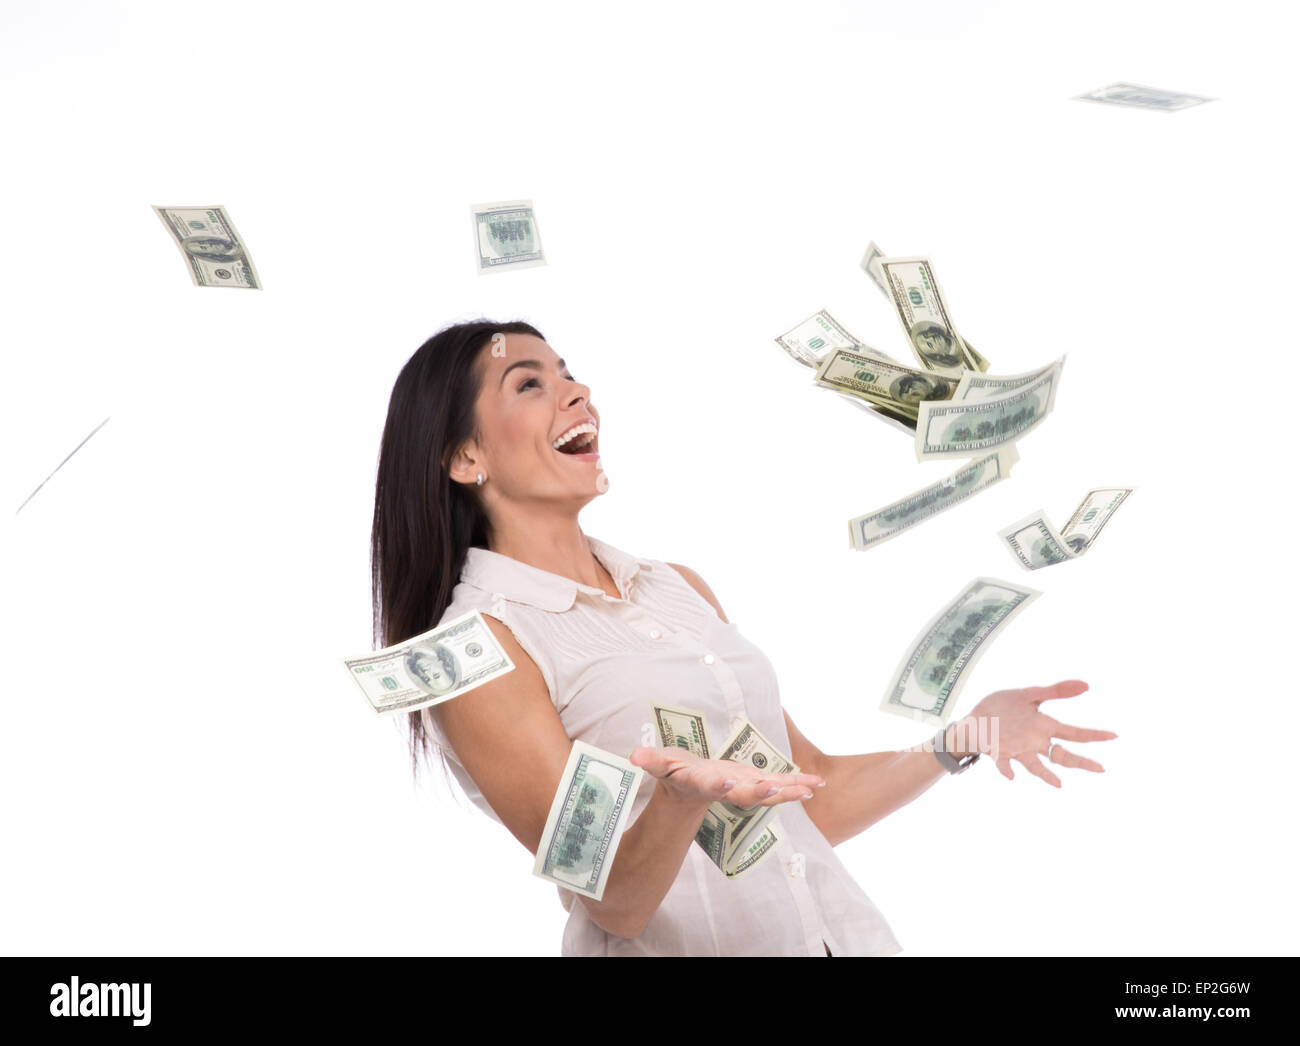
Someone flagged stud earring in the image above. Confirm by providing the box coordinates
[476,472,485,486]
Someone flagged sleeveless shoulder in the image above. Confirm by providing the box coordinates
[418,579,561,756]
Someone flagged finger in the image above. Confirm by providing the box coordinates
[1043,719,1118,743]
[1046,745,1105,773]
[1017,752,1061,788]
[723,778,783,809]
[627,746,662,771]
[757,772,826,790]
[713,774,739,798]
[1036,679,1089,703]
[758,783,818,806]
[995,755,1014,781]
[732,777,819,808]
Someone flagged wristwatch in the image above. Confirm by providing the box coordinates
[932,726,980,775]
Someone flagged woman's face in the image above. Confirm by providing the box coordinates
[451,333,603,509]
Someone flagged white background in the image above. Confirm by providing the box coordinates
[2,0,1296,956]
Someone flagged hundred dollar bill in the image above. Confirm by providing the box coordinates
[777,310,914,432]
[1060,487,1133,553]
[652,703,713,759]
[724,818,781,879]
[715,720,798,863]
[1074,82,1214,112]
[775,308,900,370]
[956,336,990,372]
[864,242,989,371]
[863,242,989,370]
[152,206,260,288]
[848,446,1019,552]
[650,703,731,866]
[694,809,781,880]
[472,199,546,273]
[860,241,890,296]
[879,257,982,374]
[652,706,793,880]
[815,347,957,420]
[998,511,1074,570]
[695,806,728,869]
[534,741,645,902]
[341,609,514,715]
[953,356,1066,402]
[881,577,1041,727]
[1001,488,1134,569]
[915,358,1062,461]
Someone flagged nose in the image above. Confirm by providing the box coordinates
[563,376,591,410]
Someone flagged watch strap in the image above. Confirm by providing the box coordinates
[932,726,979,774]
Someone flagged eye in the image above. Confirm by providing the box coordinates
[519,373,577,391]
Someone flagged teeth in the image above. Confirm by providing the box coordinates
[553,422,597,450]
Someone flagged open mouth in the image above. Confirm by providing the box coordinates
[552,422,599,458]
[556,433,596,455]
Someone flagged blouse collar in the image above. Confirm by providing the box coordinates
[459,535,654,612]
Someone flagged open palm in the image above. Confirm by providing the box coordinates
[965,679,1118,788]
[628,745,824,808]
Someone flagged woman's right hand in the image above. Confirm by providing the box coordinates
[628,745,825,809]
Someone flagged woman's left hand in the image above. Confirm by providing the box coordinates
[961,679,1117,788]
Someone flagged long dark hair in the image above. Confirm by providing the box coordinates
[370,318,546,781]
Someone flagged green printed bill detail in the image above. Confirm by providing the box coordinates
[862,242,989,371]
[848,446,1019,552]
[713,721,798,869]
[953,356,1066,402]
[775,308,901,369]
[881,577,1041,727]
[999,488,1134,570]
[914,358,1062,460]
[814,347,957,421]
[651,703,712,758]
[879,256,985,374]
[341,609,515,715]
[651,705,790,880]
[152,205,260,288]
[471,199,546,273]
[534,741,645,902]
[823,383,918,434]
[776,310,914,433]
[959,337,991,373]
[725,819,782,879]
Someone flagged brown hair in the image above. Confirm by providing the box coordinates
[370,318,545,780]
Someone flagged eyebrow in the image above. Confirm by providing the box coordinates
[500,358,568,387]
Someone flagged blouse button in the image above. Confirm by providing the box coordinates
[649,628,662,640]
[789,853,806,879]
[701,653,715,665]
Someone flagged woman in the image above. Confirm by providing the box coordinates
[369,319,1118,956]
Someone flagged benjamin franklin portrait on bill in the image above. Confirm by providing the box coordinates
[180,235,244,263]
[890,372,953,407]
[908,320,964,370]
[405,643,459,696]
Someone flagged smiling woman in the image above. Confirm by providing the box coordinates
[367,318,1117,956]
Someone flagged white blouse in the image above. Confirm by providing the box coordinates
[420,534,902,957]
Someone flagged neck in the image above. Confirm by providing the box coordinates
[486,508,604,589]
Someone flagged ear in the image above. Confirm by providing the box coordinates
[446,440,482,487]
